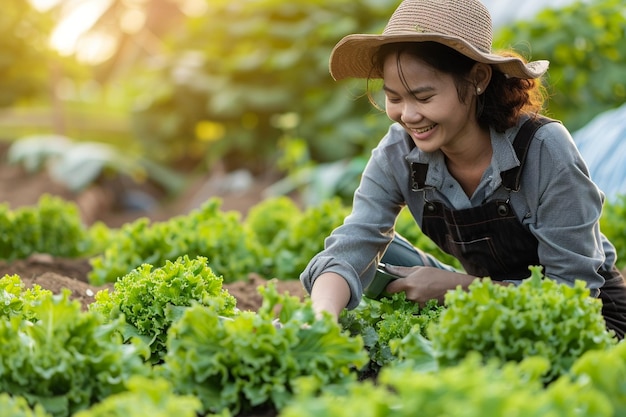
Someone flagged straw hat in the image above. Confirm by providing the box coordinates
[329,0,549,80]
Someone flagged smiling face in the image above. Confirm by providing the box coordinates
[383,51,483,154]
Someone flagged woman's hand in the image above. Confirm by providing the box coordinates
[384,265,477,306]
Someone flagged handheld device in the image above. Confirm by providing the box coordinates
[363,263,401,300]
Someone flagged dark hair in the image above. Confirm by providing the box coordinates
[368,42,546,132]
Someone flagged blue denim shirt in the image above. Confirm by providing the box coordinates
[300,116,616,309]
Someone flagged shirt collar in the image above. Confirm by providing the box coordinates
[405,122,524,192]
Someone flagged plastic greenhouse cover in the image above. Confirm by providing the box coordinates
[483,0,579,27]
[572,102,626,202]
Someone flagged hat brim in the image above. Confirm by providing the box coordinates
[329,33,549,81]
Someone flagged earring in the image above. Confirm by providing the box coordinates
[476,91,485,118]
[476,87,482,94]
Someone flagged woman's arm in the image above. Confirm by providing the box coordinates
[310,272,351,320]
[300,124,413,312]
[523,122,607,293]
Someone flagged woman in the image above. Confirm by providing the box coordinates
[299,0,626,338]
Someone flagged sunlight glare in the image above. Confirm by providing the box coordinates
[50,0,112,56]
[178,0,208,16]
[120,8,146,34]
[75,32,117,65]
[29,0,61,12]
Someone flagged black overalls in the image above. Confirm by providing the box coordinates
[385,117,626,339]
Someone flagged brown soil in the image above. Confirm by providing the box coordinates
[0,254,307,312]
[0,144,307,311]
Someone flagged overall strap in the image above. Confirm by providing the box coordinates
[501,116,558,191]
[405,132,428,191]
[410,161,429,191]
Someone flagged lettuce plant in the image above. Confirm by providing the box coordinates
[91,255,236,363]
[88,198,263,284]
[339,294,443,375]
[269,198,350,279]
[280,353,613,417]
[427,266,617,382]
[0,289,149,417]
[159,283,368,415]
[72,377,201,417]
[244,196,301,248]
[0,274,52,321]
[0,393,51,417]
[569,339,626,414]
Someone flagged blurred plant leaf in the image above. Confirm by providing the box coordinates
[7,134,71,172]
[7,134,184,193]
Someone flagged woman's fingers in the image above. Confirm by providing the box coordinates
[384,277,406,294]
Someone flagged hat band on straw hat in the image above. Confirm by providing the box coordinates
[329,0,549,80]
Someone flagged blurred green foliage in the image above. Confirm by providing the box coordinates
[7,133,185,196]
[130,0,396,172]
[2,0,625,198]
[0,0,54,108]
[129,0,626,197]
[0,1,133,149]
[600,194,626,270]
[495,0,626,131]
